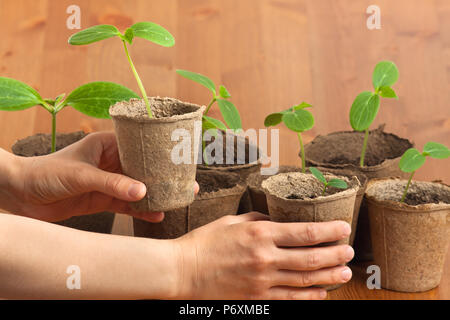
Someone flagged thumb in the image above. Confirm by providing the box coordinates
[81,166,146,201]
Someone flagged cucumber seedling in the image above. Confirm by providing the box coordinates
[0,77,138,152]
[349,61,399,167]
[264,102,314,173]
[176,70,242,163]
[309,167,348,196]
[69,22,175,118]
[398,142,450,202]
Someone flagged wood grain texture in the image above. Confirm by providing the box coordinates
[0,0,448,299]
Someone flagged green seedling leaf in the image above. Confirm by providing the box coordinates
[217,99,242,130]
[423,142,450,159]
[328,179,348,189]
[64,82,139,118]
[309,167,327,184]
[219,85,231,99]
[373,61,399,91]
[282,109,314,132]
[123,28,134,44]
[349,91,380,131]
[68,25,120,45]
[0,77,45,111]
[264,112,283,127]
[130,22,175,47]
[203,115,227,131]
[176,69,216,95]
[293,102,312,110]
[378,86,398,99]
[399,148,426,173]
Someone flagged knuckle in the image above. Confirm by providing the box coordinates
[249,248,272,269]
[218,215,236,225]
[299,271,314,286]
[308,290,324,300]
[304,223,318,243]
[105,174,122,193]
[247,222,271,241]
[306,251,320,269]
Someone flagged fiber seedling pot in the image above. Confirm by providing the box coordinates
[247,166,302,214]
[110,97,204,212]
[133,170,246,239]
[11,132,115,234]
[365,179,450,292]
[198,131,262,214]
[304,125,413,261]
[262,172,360,290]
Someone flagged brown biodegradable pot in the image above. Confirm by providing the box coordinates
[11,132,115,234]
[197,131,262,214]
[262,172,360,290]
[133,170,246,239]
[365,179,450,292]
[110,97,204,212]
[304,125,413,261]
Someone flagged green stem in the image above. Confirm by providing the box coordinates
[204,97,216,116]
[51,112,56,153]
[122,41,153,118]
[400,171,415,203]
[298,132,306,173]
[322,184,327,196]
[360,128,369,167]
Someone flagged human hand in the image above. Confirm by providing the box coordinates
[172,212,354,300]
[2,132,198,223]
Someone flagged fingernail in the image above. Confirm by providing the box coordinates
[341,267,352,281]
[346,246,355,260]
[128,183,146,199]
[320,290,327,299]
[342,222,351,237]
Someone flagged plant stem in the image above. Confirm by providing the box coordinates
[122,41,153,118]
[360,128,369,167]
[204,97,216,116]
[322,184,327,196]
[297,132,306,173]
[400,171,415,203]
[51,111,56,153]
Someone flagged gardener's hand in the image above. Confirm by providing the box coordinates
[173,212,354,300]
[0,132,198,223]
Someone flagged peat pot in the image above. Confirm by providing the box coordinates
[304,125,413,261]
[365,178,450,292]
[133,170,246,239]
[262,172,360,290]
[110,97,204,212]
[197,130,262,214]
[12,132,115,234]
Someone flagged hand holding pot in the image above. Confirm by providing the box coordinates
[173,212,355,300]
[0,132,191,223]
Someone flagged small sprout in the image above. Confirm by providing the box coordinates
[264,102,314,173]
[176,69,242,164]
[349,61,399,167]
[69,22,175,118]
[0,77,138,152]
[309,167,348,196]
[399,142,450,203]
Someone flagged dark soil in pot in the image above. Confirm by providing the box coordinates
[133,170,246,239]
[110,97,204,212]
[304,125,413,261]
[198,131,262,214]
[365,179,450,292]
[262,172,360,290]
[11,132,115,234]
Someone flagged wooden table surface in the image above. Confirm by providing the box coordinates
[0,0,449,300]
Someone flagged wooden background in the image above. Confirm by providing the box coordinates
[0,0,449,299]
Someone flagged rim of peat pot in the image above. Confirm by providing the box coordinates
[304,125,414,177]
[110,97,205,212]
[365,178,450,292]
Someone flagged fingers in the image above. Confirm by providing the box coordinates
[275,245,354,271]
[270,221,351,247]
[266,287,327,300]
[275,266,352,288]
